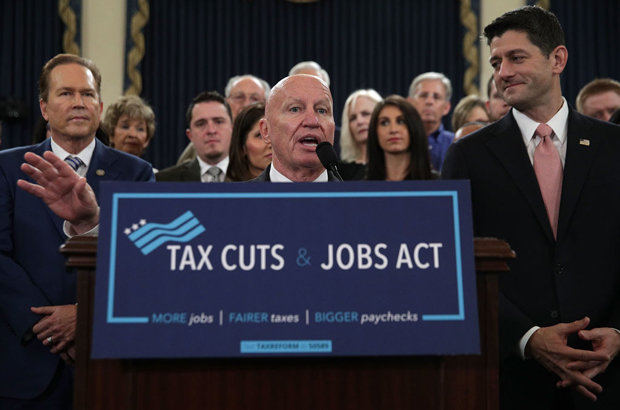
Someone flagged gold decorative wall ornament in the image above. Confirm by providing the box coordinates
[460,0,479,95]
[59,0,80,55]
[125,0,150,96]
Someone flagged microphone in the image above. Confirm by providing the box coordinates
[316,141,344,181]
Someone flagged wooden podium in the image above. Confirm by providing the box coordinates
[62,236,514,410]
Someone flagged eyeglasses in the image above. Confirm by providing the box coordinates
[229,93,263,104]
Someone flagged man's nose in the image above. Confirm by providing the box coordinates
[302,110,320,126]
[497,61,513,80]
[72,94,86,107]
[206,122,217,133]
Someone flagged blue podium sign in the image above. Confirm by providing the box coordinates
[92,181,478,358]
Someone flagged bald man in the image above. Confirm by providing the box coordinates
[254,74,338,182]
[19,75,339,238]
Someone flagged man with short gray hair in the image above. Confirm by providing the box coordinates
[224,74,271,120]
[289,61,331,87]
[407,72,454,171]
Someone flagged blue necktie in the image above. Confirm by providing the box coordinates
[64,156,83,173]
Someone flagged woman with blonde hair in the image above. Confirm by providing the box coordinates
[339,89,382,180]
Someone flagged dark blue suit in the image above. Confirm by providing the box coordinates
[0,138,154,401]
[443,107,620,409]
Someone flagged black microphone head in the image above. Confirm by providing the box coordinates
[316,141,339,170]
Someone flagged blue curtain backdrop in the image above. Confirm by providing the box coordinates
[139,0,467,170]
[551,1,620,107]
[0,0,65,149]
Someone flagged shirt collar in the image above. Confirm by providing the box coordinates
[429,123,445,139]
[269,163,328,182]
[197,156,229,177]
[514,97,569,144]
[50,136,96,168]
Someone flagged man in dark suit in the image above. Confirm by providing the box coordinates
[254,74,336,182]
[1,54,154,408]
[19,74,338,245]
[442,6,620,408]
[157,91,232,183]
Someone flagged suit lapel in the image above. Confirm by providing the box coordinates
[182,159,202,182]
[86,140,120,198]
[556,110,598,240]
[254,164,271,181]
[486,114,555,243]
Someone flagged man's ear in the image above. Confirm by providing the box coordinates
[551,45,568,75]
[259,118,270,145]
[185,129,193,142]
[40,99,49,121]
[442,101,452,116]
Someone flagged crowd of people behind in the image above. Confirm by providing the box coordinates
[13,60,620,185]
[3,6,620,408]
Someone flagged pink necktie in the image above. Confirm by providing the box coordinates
[533,123,562,238]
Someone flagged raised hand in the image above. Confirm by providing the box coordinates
[18,151,99,234]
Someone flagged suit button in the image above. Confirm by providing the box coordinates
[554,264,564,274]
[550,310,559,319]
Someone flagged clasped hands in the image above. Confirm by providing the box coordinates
[19,151,100,366]
[32,304,77,366]
[526,317,620,402]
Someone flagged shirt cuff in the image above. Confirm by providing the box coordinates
[519,326,541,359]
[63,220,99,237]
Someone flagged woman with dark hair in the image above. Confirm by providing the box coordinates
[226,102,271,181]
[366,95,434,181]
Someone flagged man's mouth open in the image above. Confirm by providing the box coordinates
[300,137,319,147]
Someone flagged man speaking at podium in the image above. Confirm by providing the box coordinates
[18,73,340,249]
[254,74,339,182]
[443,6,620,409]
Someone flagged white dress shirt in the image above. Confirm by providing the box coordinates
[269,164,328,182]
[50,136,96,177]
[197,156,229,182]
[512,99,569,359]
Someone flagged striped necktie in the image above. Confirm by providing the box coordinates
[64,155,83,173]
[205,167,223,182]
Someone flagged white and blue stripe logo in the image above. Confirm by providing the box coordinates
[126,211,205,255]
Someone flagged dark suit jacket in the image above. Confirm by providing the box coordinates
[156,158,201,182]
[0,139,154,399]
[252,164,339,182]
[442,107,620,409]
